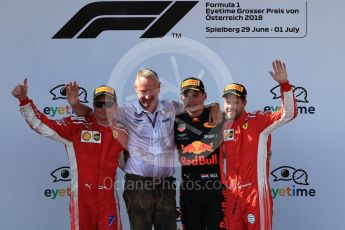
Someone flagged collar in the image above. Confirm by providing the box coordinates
[88,114,112,128]
[134,99,168,115]
[87,114,96,123]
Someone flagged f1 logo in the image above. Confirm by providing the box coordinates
[53,1,198,39]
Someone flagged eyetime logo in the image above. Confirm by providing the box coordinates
[50,84,88,103]
[44,84,88,117]
[264,85,316,114]
[50,166,71,182]
[43,105,75,118]
[270,166,316,199]
[44,166,71,199]
[44,187,71,199]
[53,1,198,39]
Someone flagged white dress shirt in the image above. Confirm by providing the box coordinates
[114,99,184,177]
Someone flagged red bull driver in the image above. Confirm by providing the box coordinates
[222,60,297,230]
[174,77,226,230]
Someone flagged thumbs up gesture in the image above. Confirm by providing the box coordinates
[12,78,28,101]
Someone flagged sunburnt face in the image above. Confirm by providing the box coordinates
[223,93,246,121]
[135,76,160,112]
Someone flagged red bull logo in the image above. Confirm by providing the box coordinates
[181,155,218,166]
[181,141,214,154]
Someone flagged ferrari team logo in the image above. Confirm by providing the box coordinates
[113,131,118,140]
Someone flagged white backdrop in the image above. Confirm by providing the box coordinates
[1,0,345,229]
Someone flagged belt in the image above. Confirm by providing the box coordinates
[125,173,176,189]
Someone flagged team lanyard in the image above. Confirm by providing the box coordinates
[143,111,159,128]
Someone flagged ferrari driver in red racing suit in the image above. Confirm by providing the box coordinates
[12,80,127,230]
[222,60,297,230]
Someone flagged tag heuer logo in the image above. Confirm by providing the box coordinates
[178,124,186,132]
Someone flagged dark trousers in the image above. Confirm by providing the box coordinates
[123,174,177,230]
[180,191,226,230]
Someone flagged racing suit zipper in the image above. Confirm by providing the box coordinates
[232,169,239,214]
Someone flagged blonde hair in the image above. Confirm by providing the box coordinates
[134,68,161,86]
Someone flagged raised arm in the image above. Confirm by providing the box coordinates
[66,81,93,116]
[12,78,28,101]
[258,60,297,132]
[12,79,73,143]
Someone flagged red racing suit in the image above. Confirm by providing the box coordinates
[222,82,297,230]
[19,98,127,230]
